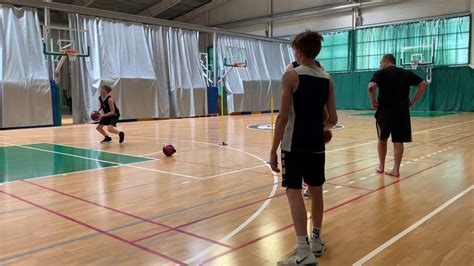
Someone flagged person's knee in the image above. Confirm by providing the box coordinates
[286,188,302,199]
[96,125,103,131]
[107,125,115,132]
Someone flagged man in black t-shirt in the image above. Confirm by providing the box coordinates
[368,54,427,177]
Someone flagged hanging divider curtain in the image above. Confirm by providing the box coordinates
[355,16,470,70]
[0,5,52,129]
[70,15,160,124]
[70,14,206,123]
[217,35,293,113]
[166,28,207,117]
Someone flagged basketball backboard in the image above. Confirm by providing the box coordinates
[43,26,90,58]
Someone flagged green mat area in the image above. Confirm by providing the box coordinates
[350,111,460,118]
[0,143,152,184]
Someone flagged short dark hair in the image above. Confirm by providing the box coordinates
[101,85,112,93]
[382,54,396,64]
[292,30,324,59]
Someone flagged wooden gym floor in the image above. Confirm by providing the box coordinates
[0,110,472,265]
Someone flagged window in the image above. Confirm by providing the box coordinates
[354,16,471,71]
[318,31,351,72]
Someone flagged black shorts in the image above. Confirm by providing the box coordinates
[99,115,119,126]
[375,108,412,143]
[281,151,325,189]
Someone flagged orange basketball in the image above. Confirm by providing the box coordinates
[324,129,332,143]
[91,111,100,121]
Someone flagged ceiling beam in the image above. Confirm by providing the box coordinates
[71,0,94,7]
[139,0,181,17]
[174,0,229,22]
[1,0,289,43]
[211,1,404,29]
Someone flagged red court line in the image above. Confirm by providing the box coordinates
[439,134,473,146]
[325,182,374,191]
[132,162,397,242]
[131,192,287,243]
[200,160,447,264]
[0,190,186,265]
[22,180,233,249]
[326,162,384,181]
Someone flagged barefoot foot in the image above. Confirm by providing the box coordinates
[385,170,400,177]
[376,166,384,173]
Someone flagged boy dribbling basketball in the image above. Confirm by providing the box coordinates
[96,85,125,144]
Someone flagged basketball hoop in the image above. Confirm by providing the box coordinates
[232,62,247,68]
[409,61,419,70]
[64,49,79,61]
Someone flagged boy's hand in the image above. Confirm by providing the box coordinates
[269,152,280,173]
[371,101,379,110]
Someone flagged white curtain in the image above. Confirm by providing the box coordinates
[70,15,159,123]
[70,15,206,123]
[217,35,293,113]
[0,5,51,128]
[166,28,207,117]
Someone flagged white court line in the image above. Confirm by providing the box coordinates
[0,167,114,186]
[46,142,157,160]
[353,185,473,266]
[201,165,267,179]
[93,133,280,264]
[325,120,473,153]
[0,141,200,180]
[130,139,281,264]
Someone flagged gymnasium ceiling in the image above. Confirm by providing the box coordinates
[52,0,212,20]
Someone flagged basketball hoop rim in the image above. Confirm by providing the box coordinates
[64,49,79,61]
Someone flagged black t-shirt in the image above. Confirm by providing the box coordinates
[370,66,424,108]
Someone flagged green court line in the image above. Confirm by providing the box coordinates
[351,111,460,118]
[0,143,151,184]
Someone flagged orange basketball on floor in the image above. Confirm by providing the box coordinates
[324,129,332,143]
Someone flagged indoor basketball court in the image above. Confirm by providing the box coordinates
[0,0,473,265]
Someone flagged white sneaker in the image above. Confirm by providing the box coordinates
[277,248,318,266]
[310,238,326,257]
[303,187,311,199]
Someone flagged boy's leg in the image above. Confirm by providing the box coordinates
[107,126,125,143]
[107,117,125,143]
[308,185,326,256]
[304,151,326,257]
[309,186,323,229]
[386,142,403,177]
[278,152,317,265]
[96,124,107,137]
[377,139,388,173]
[97,124,111,143]
[286,188,308,236]
[107,125,121,135]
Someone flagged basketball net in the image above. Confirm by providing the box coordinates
[410,61,419,70]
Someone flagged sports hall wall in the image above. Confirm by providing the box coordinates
[189,0,474,112]
[0,3,292,129]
